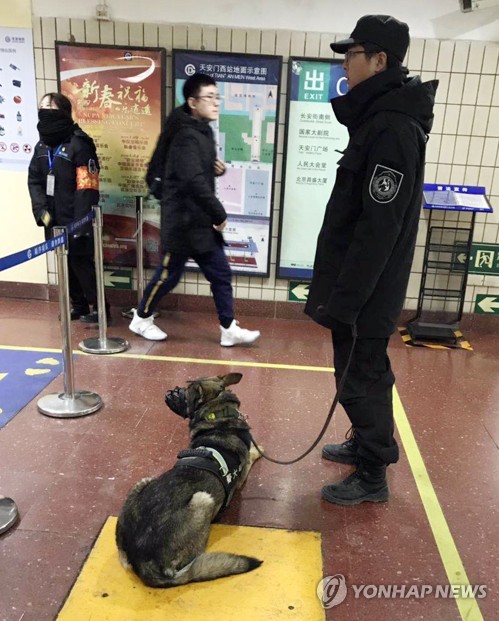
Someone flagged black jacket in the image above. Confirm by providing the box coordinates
[28,126,99,238]
[159,105,227,255]
[305,68,438,337]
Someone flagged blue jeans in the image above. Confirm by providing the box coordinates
[138,245,234,326]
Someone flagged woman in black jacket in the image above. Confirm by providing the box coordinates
[28,92,105,323]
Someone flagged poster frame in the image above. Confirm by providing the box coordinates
[276,56,346,281]
[172,48,283,278]
[55,40,167,267]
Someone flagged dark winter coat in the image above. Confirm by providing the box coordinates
[158,105,227,256]
[28,126,100,240]
[305,68,438,337]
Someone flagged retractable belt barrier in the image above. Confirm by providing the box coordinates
[0,210,103,418]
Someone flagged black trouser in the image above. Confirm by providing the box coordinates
[67,236,97,310]
[332,330,399,465]
[138,245,234,325]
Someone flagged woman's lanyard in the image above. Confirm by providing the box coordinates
[46,145,62,196]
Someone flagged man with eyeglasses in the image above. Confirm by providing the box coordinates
[131,73,260,346]
[305,15,438,504]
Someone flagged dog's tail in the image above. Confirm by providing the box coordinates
[138,553,262,588]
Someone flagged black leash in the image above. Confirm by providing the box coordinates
[250,324,358,465]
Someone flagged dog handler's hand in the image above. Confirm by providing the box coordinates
[214,219,227,232]
[214,159,226,176]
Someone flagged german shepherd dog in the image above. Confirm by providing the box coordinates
[116,372,263,587]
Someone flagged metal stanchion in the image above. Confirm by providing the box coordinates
[79,206,129,354]
[0,497,18,535]
[38,227,103,418]
[122,195,159,319]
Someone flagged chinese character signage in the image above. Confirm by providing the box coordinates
[423,184,492,213]
[173,50,282,276]
[0,27,38,170]
[277,58,348,280]
[56,42,166,267]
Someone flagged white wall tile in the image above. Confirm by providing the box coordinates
[486,107,499,138]
[407,38,425,71]
[290,31,306,56]
[492,78,499,107]
[432,103,445,134]
[33,17,42,48]
[461,74,480,105]
[482,138,499,167]
[443,104,460,135]
[231,28,246,53]
[114,21,129,45]
[426,135,441,164]
[482,43,499,75]
[450,164,466,184]
[260,30,276,54]
[100,21,115,45]
[436,163,452,182]
[42,49,56,81]
[477,74,495,106]
[129,23,144,46]
[187,24,202,49]
[423,39,439,71]
[144,23,158,47]
[471,106,490,136]
[275,30,291,57]
[34,48,44,80]
[158,25,173,50]
[467,136,485,166]
[452,41,470,72]
[439,134,456,164]
[478,166,494,190]
[85,19,100,44]
[202,26,217,51]
[437,40,454,72]
[319,33,333,59]
[447,73,465,104]
[457,106,473,135]
[467,42,485,73]
[465,165,480,185]
[453,135,470,165]
[304,32,320,57]
[55,18,70,42]
[173,25,188,49]
[70,19,85,43]
[246,29,260,53]
[41,17,56,48]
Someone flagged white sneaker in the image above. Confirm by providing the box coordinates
[129,309,167,341]
[220,320,260,347]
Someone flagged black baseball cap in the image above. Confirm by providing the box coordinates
[330,15,410,62]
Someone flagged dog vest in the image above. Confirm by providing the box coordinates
[174,445,244,509]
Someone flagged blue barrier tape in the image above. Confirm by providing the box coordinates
[67,211,95,235]
[0,234,66,272]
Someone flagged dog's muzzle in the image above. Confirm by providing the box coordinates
[165,386,189,418]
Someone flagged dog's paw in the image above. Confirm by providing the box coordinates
[250,444,264,462]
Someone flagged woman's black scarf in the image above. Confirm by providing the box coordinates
[37,109,76,147]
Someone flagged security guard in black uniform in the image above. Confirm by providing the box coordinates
[305,16,438,504]
[28,92,104,323]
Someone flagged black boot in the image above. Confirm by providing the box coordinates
[321,459,389,505]
[79,303,112,325]
[322,428,359,465]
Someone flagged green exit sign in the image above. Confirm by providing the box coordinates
[469,243,499,276]
[288,281,310,302]
[475,294,499,315]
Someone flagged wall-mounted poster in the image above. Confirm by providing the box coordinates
[277,58,348,280]
[173,50,282,277]
[56,42,166,267]
[0,27,38,171]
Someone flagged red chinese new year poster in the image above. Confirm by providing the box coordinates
[56,42,165,267]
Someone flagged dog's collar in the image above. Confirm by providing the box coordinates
[195,401,245,423]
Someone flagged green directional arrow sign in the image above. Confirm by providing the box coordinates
[474,294,499,314]
[288,281,310,302]
[103,268,132,289]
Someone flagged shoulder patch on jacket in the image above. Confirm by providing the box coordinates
[76,165,99,190]
[369,164,403,204]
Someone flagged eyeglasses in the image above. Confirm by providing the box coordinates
[344,50,367,63]
[196,95,223,102]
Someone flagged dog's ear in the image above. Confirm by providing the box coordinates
[220,372,243,387]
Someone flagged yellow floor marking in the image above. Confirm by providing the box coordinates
[25,368,51,376]
[57,518,324,621]
[36,357,60,366]
[1,344,484,620]
[393,387,484,621]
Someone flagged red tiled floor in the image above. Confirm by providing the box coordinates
[0,298,497,621]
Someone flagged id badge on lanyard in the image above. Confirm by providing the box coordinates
[46,145,62,197]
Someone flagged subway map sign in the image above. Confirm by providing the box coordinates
[173,50,282,276]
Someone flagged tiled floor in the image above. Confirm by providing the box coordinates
[0,298,497,621]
